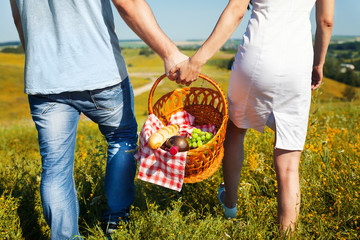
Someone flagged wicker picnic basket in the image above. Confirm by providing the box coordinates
[148,73,228,183]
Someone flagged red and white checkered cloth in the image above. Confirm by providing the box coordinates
[135,111,216,191]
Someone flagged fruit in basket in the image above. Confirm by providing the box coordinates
[163,135,190,155]
[188,128,214,149]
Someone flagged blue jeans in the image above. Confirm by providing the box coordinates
[28,78,138,240]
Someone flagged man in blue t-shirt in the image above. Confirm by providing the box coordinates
[10,0,187,239]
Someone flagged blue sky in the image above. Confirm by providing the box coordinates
[1,0,359,43]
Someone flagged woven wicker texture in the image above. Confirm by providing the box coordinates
[148,74,228,183]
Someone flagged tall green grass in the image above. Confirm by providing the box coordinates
[0,52,359,239]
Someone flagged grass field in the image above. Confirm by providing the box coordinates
[0,51,360,239]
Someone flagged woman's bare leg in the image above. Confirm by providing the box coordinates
[273,149,301,233]
[222,120,247,208]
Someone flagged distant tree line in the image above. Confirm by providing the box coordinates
[324,41,360,87]
[324,58,360,87]
[0,45,24,54]
[207,57,235,70]
[328,41,360,52]
[138,47,154,57]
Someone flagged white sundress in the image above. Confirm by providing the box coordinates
[228,0,316,150]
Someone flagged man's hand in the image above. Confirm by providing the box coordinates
[311,65,323,90]
[164,52,188,80]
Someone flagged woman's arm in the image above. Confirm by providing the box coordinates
[10,0,25,50]
[312,0,334,90]
[112,0,187,73]
[169,0,250,85]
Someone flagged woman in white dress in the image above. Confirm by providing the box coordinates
[169,0,334,233]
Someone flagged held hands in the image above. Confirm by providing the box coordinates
[164,51,189,77]
[311,65,323,90]
[167,57,204,86]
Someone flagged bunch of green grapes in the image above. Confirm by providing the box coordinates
[187,128,213,149]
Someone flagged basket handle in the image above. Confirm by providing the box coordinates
[148,73,228,115]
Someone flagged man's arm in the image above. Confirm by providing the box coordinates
[10,0,25,50]
[312,0,334,90]
[111,0,187,73]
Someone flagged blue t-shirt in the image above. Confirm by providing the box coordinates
[16,0,128,94]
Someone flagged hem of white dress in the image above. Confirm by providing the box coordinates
[229,118,266,133]
[229,115,305,151]
[273,145,304,151]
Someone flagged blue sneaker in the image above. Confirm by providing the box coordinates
[218,183,237,219]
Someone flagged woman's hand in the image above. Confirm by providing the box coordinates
[311,65,323,90]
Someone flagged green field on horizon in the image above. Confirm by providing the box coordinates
[1,51,358,128]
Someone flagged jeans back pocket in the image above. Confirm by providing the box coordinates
[90,80,128,111]
[28,95,56,116]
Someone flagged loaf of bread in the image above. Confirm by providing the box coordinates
[149,124,180,149]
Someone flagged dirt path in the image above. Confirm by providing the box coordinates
[133,78,157,96]
[131,72,164,97]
